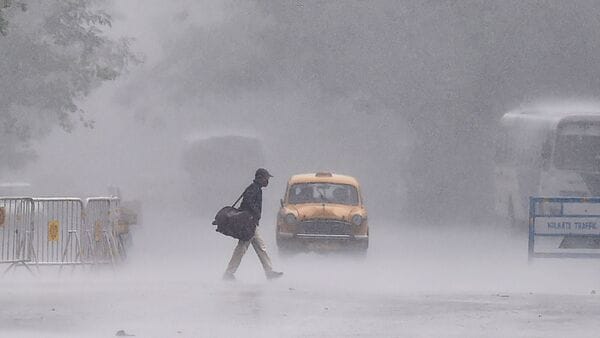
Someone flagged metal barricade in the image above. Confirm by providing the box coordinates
[85,197,122,264]
[0,198,34,271]
[32,198,85,265]
[109,197,128,259]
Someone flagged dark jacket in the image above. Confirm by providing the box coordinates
[240,180,262,222]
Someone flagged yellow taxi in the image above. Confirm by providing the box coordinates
[276,172,369,253]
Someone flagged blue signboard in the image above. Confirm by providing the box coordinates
[529,197,600,260]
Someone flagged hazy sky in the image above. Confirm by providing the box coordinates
[19,0,600,221]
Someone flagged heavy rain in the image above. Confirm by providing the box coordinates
[2,1,600,337]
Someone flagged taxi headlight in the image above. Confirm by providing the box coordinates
[351,214,363,226]
[284,213,298,225]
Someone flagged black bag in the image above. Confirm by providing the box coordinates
[212,189,257,241]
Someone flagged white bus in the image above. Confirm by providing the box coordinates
[494,104,600,229]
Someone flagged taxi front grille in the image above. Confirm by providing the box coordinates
[298,219,353,235]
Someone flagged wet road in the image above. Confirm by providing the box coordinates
[2,215,600,337]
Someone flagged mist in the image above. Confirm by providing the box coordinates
[74,0,600,222]
[3,1,600,337]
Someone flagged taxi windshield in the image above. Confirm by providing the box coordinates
[287,183,359,205]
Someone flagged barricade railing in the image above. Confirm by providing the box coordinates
[108,197,128,259]
[85,197,122,265]
[0,196,127,272]
[529,197,600,260]
[0,198,35,272]
[31,198,85,266]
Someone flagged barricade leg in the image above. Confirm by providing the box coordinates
[59,231,84,273]
[75,232,83,263]
[84,231,95,265]
[103,231,116,266]
[3,259,34,275]
[3,234,35,275]
[60,232,73,264]
[73,232,85,272]
[26,232,40,273]
[116,233,127,261]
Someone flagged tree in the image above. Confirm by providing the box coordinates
[0,0,138,170]
[0,1,26,36]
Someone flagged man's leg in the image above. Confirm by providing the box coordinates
[225,239,251,275]
[250,230,273,273]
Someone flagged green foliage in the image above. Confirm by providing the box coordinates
[0,0,139,170]
[0,0,26,36]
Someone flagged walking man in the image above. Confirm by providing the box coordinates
[223,168,283,280]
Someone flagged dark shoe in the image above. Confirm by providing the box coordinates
[266,270,283,280]
[222,272,236,281]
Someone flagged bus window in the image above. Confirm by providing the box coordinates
[554,122,600,172]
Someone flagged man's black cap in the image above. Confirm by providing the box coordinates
[255,168,273,178]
